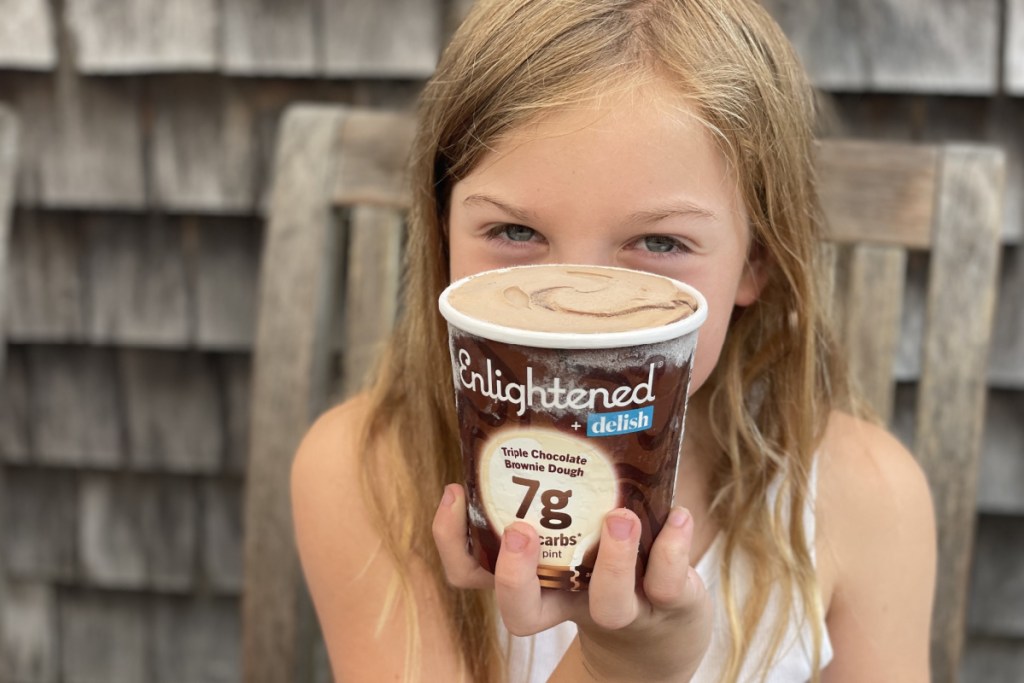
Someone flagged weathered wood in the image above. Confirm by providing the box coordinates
[0,104,16,376]
[339,206,404,398]
[203,478,244,594]
[5,211,88,342]
[893,252,928,382]
[817,140,939,248]
[65,0,217,73]
[961,635,1024,683]
[60,591,148,683]
[966,514,1024,636]
[322,0,442,77]
[13,74,146,208]
[0,345,29,463]
[0,0,56,69]
[194,218,262,349]
[915,146,1005,682]
[149,78,256,213]
[764,0,1001,94]
[975,390,1024,514]
[27,346,122,468]
[79,473,197,591]
[221,353,252,474]
[989,245,1024,387]
[445,0,477,42]
[85,215,190,346]
[1,581,57,683]
[4,467,77,581]
[244,104,348,683]
[333,109,415,206]
[118,350,223,473]
[1007,0,1024,95]
[831,243,906,422]
[989,98,1024,244]
[222,0,318,76]
[152,597,241,683]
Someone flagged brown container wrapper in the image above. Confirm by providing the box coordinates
[447,330,696,590]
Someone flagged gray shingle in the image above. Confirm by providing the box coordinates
[322,0,441,78]
[967,514,1024,636]
[152,597,240,683]
[977,391,1024,513]
[221,0,318,76]
[60,590,148,683]
[960,636,1024,683]
[202,478,243,593]
[27,345,122,468]
[195,219,262,350]
[0,344,30,463]
[1007,0,1024,95]
[222,353,251,474]
[990,246,1024,388]
[119,350,223,473]
[1,581,57,683]
[65,0,217,73]
[5,467,77,581]
[0,0,56,70]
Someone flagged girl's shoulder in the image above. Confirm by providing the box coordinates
[814,410,936,679]
[290,393,468,679]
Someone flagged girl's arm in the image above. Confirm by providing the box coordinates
[291,397,470,681]
[819,412,937,682]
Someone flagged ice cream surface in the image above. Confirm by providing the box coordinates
[446,265,698,334]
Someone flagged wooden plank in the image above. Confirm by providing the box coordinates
[339,206,404,398]
[85,215,190,347]
[322,0,441,77]
[1007,0,1024,95]
[893,252,928,382]
[149,77,255,213]
[79,473,197,591]
[13,76,146,208]
[65,0,217,73]
[221,353,252,474]
[976,391,1024,514]
[5,467,78,581]
[333,109,415,206]
[817,139,939,249]
[60,591,148,683]
[961,636,1024,683]
[832,243,906,422]
[989,245,1024,387]
[222,0,318,76]
[244,104,347,683]
[764,0,1000,94]
[0,345,29,463]
[0,0,56,69]
[5,211,88,342]
[444,0,477,42]
[0,104,16,375]
[915,145,1005,681]
[152,597,240,683]
[27,346,122,468]
[1,581,58,683]
[118,350,223,473]
[202,479,244,594]
[193,218,262,349]
[967,515,1024,636]
[990,99,1024,243]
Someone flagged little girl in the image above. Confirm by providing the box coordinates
[292,1,936,681]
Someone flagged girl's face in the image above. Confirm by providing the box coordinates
[447,83,765,393]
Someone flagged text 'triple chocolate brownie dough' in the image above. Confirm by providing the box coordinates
[439,264,708,590]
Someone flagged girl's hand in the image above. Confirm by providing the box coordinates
[432,484,712,683]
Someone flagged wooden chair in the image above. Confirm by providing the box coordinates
[243,104,1005,683]
[0,104,19,377]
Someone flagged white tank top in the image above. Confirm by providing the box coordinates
[502,462,833,682]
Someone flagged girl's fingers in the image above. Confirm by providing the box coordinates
[642,507,704,610]
[587,509,643,630]
[493,522,576,635]
[431,484,494,589]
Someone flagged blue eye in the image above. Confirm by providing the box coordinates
[501,224,536,242]
[641,235,680,253]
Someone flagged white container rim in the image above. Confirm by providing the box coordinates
[438,264,709,349]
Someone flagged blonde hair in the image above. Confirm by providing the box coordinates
[360,1,850,681]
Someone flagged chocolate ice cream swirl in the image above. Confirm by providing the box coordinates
[448,265,698,334]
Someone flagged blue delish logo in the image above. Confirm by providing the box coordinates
[586,406,654,437]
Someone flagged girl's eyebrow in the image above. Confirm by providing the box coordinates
[463,193,718,225]
[463,194,535,223]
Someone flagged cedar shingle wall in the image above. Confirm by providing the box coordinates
[0,1,1021,681]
